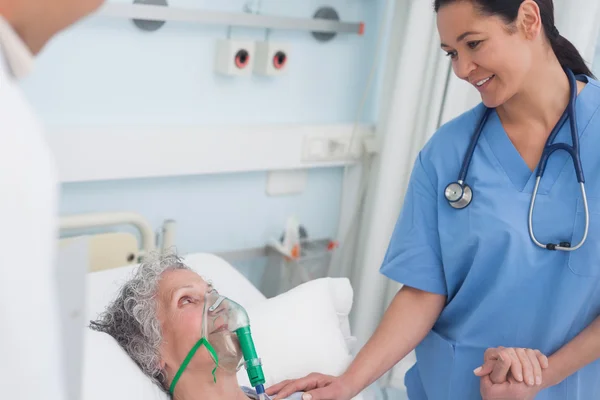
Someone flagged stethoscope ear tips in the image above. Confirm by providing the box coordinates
[445,181,473,209]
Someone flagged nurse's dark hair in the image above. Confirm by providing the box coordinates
[433,0,595,78]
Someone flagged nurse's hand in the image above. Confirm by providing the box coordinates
[480,374,543,400]
[474,347,549,386]
[266,373,354,400]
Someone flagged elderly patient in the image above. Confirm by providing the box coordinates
[90,252,300,400]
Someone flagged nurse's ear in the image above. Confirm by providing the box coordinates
[516,0,543,40]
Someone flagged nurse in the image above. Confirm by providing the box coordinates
[0,0,104,400]
[268,1,600,399]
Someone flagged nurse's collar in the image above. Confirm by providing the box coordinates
[0,15,34,79]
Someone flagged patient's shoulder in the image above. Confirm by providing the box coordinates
[240,386,266,399]
[241,386,303,400]
[281,393,304,399]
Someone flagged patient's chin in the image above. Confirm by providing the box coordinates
[167,348,215,376]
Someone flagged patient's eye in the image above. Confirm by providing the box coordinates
[179,296,195,306]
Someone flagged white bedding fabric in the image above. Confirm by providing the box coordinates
[83,252,364,400]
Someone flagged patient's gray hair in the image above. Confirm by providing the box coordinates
[89,251,190,392]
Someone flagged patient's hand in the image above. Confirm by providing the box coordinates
[474,347,549,386]
[266,373,354,400]
[480,374,544,400]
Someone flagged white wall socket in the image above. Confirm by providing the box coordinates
[254,41,290,76]
[215,39,256,76]
[302,133,364,162]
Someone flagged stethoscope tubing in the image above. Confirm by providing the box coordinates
[448,68,590,251]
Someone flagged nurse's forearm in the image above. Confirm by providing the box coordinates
[340,285,446,396]
[544,315,600,388]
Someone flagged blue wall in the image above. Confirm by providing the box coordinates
[20,0,387,262]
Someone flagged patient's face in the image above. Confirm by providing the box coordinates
[156,269,214,375]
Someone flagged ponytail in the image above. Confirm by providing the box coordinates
[547,28,596,78]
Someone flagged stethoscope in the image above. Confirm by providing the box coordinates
[444,68,589,251]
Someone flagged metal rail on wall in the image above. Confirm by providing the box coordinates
[95,2,365,37]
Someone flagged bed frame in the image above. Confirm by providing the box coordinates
[59,212,175,272]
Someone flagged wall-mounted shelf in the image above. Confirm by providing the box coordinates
[48,124,376,183]
[95,3,365,36]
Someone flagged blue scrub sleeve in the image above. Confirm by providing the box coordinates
[380,153,447,296]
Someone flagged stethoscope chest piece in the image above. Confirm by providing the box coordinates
[442,68,589,250]
[445,181,472,209]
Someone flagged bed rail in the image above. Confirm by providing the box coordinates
[59,212,157,254]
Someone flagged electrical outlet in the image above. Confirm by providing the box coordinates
[215,39,256,76]
[302,134,363,162]
[254,41,290,76]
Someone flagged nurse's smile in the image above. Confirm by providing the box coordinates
[473,75,495,91]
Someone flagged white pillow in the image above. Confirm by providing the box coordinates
[82,330,167,400]
[182,253,266,305]
[83,278,361,400]
[235,277,354,388]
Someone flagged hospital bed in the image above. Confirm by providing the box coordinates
[58,212,396,400]
[59,211,168,271]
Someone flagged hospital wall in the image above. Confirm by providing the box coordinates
[595,37,600,76]
[19,0,387,286]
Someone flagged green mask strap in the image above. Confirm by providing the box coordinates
[169,338,219,395]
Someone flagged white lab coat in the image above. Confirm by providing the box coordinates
[0,16,66,400]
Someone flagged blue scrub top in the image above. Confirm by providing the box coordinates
[380,76,600,400]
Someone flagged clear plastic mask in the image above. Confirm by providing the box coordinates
[201,287,248,373]
[169,285,249,395]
